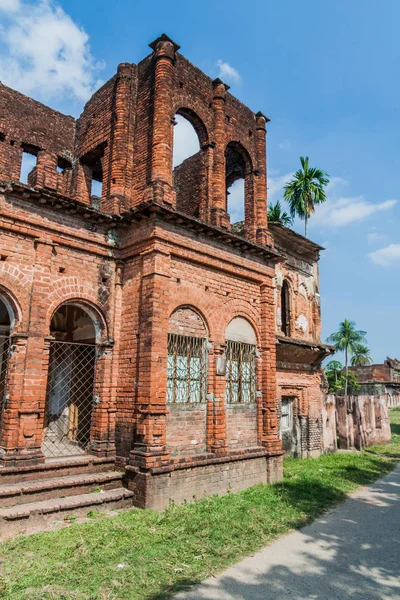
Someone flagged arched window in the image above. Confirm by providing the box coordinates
[226,144,246,230]
[167,307,208,404]
[173,110,206,218]
[281,280,291,336]
[43,303,99,458]
[0,296,12,439]
[225,317,257,404]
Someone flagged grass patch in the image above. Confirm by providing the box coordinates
[0,413,399,600]
[366,407,400,458]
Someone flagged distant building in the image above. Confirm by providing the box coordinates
[349,357,400,407]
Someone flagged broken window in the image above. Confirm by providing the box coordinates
[281,397,293,431]
[20,148,38,184]
[281,280,291,336]
[167,334,208,403]
[43,303,98,458]
[173,109,207,217]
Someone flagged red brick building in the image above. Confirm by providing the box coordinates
[0,35,332,511]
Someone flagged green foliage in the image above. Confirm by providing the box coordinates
[267,200,293,226]
[283,156,329,237]
[0,451,395,599]
[327,319,368,395]
[351,343,373,366]
[325,361,360,393]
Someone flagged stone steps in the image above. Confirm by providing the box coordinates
[0,456,115,484]
[0,487,135,539]
[0,470,124,508]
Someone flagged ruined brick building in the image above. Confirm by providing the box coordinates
[0,35,332,521]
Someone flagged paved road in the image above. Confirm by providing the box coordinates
[175,464,400,600]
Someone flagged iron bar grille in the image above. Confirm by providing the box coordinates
[167,334,208,403]
[225,340,257,403]
[0,335,10,440]
[43,341,96,458]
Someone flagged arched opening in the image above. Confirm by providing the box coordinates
[167,307,208,404]
[0,296,12,440]
[281,280,291,337]
[225,317,257,404]
[43,303,98,458]
[173,110,206,218]
[226,143,252,234]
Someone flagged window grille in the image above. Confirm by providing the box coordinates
[167,334,208,403]
[225,341,257,403]
[43,340,96,457]
[0,335,10,439]
[281,396,293,431]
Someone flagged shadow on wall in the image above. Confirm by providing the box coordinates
[146,457,397,600]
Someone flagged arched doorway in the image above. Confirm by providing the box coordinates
[43,303,98,458]
[0,296,11,441]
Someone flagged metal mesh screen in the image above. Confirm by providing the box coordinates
[43,341,96,458]
[167,334,208,403]
[225,340,257,403]
[0,335,10,440]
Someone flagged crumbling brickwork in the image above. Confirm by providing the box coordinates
[0,34,331,508]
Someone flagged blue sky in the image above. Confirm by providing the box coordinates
[0,0,399,363]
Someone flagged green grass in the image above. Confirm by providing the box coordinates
[0,412,399,600]
[366,406,400,458]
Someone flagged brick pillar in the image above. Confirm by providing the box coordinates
[146,34,179,207]
[209,340,228,454]
[128,245,171,471]
[34,151,58,190]
[211,78,230,229]
[200,142,215,223]
[73,161,92,206]
[260,282,283,459]
[90,343,116,457]
[255,112,272,246]
[0,334,39,466]
[0,241,55,465]
[0,137,22,182]
[105,63,136,214]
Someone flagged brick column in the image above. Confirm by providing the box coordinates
[209,340,228,454]
[255,112,272,246]
[211,78,230,229]
[0,238,56,467]
[146,34,179,207]
[90,343,116,457]
[105,63,136,214]
[260,282,283,459]
[0,333,43,466]
[34,150,58,190]
[128,246,171,470]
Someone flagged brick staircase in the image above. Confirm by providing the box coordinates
[0,456,134,539]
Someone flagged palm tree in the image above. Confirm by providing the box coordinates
[268,200,293,227]
[351,343,373,367]
[283,156,329,237]
[327,320,367,395]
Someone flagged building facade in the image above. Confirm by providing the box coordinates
[0,35,331,510]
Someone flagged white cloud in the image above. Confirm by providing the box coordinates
[368,244,400,266]
[216,59,241,83]
[0,0,102,102]
[173,114,200,168]
[0,0,20,11]
[312,197,397,227]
